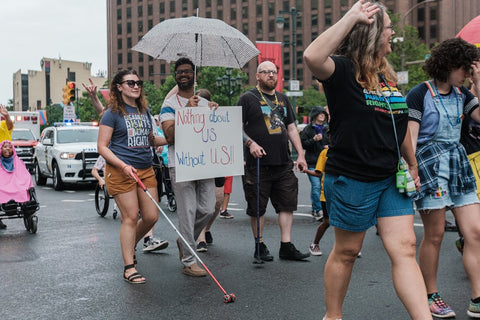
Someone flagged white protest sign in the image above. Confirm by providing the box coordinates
[63,105,76,123]
[174,106,244,182]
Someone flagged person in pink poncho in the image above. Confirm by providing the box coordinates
[0,140,34,229]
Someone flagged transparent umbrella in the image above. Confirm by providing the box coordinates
[132,16,259,69]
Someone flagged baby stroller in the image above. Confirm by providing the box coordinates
[153,155,176,212]
[0,140,40,233]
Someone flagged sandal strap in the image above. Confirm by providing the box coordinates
[124,264,135,271]
[127,272,143,281]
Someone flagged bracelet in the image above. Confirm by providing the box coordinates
[245,139,253,147]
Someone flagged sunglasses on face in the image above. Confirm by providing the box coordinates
[121,80,143,88]
[175,69,194,75]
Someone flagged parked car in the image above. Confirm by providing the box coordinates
[34,123,99,190]
[11,128,38,173]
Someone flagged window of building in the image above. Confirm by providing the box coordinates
[218,0,223,6]
[126,7,131,19]
[126,0,131,3]
[324,0,332,9]
[269,20,275,33]
[117,23,122,35]
[127,22,132,33]
[117,9,122,20]
[256,4,262,16]
[231,8,236,20]
[283,51,290,64]
[268,3,274,16]
[170,1,175,13]
[296,34,302,47]
[430,7,437,20]
[160,2,165,14]
[430,25,437,39]
[193,0,198,9]
[418,8,425,22]
[117,38,123,49]
[148,4,153,15]
[325,12,332,27]
[311,1,318,10]
[206,0,211,7]
[118,53,123,64]
[149,65,154,76]
[312,31,318,40]
[138,6,143,16]
[284,69,290,79]
[296,18,302,29]
[127,37,132,48]
[217,9,223,20]
[295,0,303,11]
[283,35,289,43]
[340,0,348,6]
[138,20,143,32]
[206,11,212,18]
[242,7,247,19]
[297,51,302,64]
[418,26,425,39]
[182,0,188,11]
[139,53,144,62]
[242,23,248,34]
[312,14,318,27]
[139,66,144,77]
[127,52,132,63]
[256,21,263,36]
[296,68,303,81]
[160,64,166,74]
[148,19,153,29]
[117,0,121,5]
[149,56,153,62]
[283,1,289,12]
[231,0,235,5]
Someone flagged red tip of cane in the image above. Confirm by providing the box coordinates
[223,293,236,303]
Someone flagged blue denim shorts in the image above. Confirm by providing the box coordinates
[324,174,414,232]
[415,153,480,211]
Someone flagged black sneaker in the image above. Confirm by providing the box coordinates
[444,219,458,232]
[196,241,208,252]
[279,242,310,261]
[205,231,213,244]
[254,242,274,261]
[0,219,6,230]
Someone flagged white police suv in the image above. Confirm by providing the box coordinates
[34,123,99,190]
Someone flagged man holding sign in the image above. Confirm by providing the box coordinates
[160,58,218,277]
[239,61,309,262]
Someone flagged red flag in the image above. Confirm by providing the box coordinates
[256,41,283,92]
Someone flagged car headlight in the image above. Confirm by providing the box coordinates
[59,152,76,159]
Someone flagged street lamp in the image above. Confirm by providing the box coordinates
[276,7,301,87]
[399,0,439,92]
[216,68,243,106]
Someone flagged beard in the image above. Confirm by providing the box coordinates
[258,77,277,92]
[177,76,195,91]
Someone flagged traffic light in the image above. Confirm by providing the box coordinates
[62,84,69,105]
[66,82,76,103]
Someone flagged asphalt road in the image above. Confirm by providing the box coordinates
[0,173,473,320]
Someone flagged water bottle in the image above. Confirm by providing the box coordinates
[405,169,416,197]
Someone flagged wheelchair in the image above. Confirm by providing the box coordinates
[1,187,40,234]
[94,184,119,219]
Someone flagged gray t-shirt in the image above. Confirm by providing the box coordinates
[100,104,153,169]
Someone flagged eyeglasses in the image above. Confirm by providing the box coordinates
[385,24,395,32]
[258,70,278,75]
[121,80,143,88]
[175,69,194,75]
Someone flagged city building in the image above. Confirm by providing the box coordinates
[12,57,107,112]
[107,0,480,91]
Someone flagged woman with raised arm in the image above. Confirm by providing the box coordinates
[304,1,431,319]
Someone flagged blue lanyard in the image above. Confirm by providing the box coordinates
[433,80,461,127]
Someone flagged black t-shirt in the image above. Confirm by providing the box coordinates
[238,87,295,166]
[321,56,408,181]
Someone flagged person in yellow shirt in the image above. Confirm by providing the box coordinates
[0,105,13,141]
[0,105,13,229]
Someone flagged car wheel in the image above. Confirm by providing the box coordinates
[34,161,47,186]
[52,162,64,191]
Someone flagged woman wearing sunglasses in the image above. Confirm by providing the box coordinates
[98,69,165,284]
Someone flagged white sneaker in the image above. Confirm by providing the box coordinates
[143,237,169,252]
[357,251,362,258]
[309,243,323,256]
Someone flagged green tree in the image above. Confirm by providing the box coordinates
[388,17,431,93]
[45,104,63,128]
[295,86,327,123]
[143,81,163,115]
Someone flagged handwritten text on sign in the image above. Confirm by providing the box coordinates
[174,106,244,182]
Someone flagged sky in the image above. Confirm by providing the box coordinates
[0,0,108,106]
